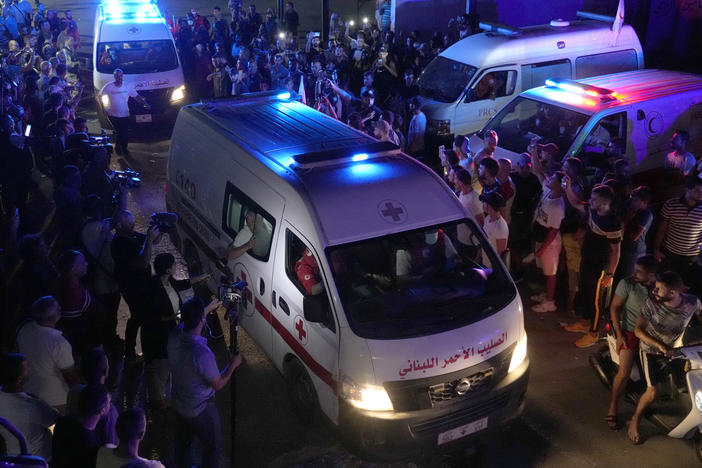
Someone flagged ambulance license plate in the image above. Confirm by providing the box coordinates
[437,417,488,445]
[136,114,152,123]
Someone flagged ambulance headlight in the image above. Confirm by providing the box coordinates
[508,333,527,373]
[341,377,393,411]
[100,94,110,108]
[170,85,185,102]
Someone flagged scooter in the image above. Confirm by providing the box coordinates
[0,416,47,467]
[589,325,702,463]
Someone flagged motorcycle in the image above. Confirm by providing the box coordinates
[589,324,702,462]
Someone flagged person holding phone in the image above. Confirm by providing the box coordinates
[227,208,256,262]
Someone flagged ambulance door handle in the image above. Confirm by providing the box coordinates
[272,290,277,307]
[259,278,265,296]
[279,297,290,315]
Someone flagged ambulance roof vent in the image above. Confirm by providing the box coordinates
[478,22,521,37]
[550,19,570,27]
[289,141,399,169]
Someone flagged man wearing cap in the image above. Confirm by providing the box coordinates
[479,191,508,269]
[327,82,381,133]
[530,171,566,313]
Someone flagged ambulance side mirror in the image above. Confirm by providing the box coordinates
[303,294,329,324]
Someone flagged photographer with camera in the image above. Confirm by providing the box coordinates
[110,210,161,362]
[100,68,149,157]
[168,296,242,468]
[142,252,210,409]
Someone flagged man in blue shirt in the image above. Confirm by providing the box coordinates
[168,297,243,468]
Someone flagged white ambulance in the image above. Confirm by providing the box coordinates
[419,12,643,142]
[469,69,702,199]
[93,0,185,126]
[166,92,529,454]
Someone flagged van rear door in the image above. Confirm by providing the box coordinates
[454,66,518,135]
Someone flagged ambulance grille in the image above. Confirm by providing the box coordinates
[427,368,494,405]
[384,344,514,412]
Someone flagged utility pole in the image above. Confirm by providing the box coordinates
[322,0,330,43]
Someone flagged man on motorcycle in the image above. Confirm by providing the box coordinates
[605,255,658,430]
[628,270,701,444]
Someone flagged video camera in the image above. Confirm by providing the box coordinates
[150,212,178,234]
[111,168,141,188]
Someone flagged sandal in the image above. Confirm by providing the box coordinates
[626,420,642,445]
[606,414,619,431]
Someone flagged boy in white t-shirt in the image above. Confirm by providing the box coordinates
[479,191,508,269]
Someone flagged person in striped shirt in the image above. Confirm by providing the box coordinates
[653,175,702,292]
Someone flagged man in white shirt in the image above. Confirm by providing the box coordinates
[16,296,80,412]
[99,68,149,157]
[530,172,566,313]
[454,166,483,259]
[479,191,509,269]
[96,407,164,468]
[0,353,59,460]
[406,96,426,158]
[227,208,256,261]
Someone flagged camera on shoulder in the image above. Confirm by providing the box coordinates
[150,212,179,234]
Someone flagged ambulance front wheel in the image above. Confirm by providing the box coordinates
[695,433,702,464]
[285,358,320,425]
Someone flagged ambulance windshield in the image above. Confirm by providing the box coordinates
[326,219,516,339]
[481,96,590,159]
[417,56,477,103]
[96,40,179,74]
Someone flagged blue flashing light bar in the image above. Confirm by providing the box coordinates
[351,153,369,162]
[99,0,164,24]
[276,92,291,100]
[544,78,618,102]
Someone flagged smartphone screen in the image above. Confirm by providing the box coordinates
[24,124,31,137]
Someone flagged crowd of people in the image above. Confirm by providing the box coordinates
[441,127,702,443]
[172,0,480,159]
[0,0,701,465]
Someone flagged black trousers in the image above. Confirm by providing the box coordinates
[108,115,129,151]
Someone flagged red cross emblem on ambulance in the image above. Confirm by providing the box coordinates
[294,315,307,345]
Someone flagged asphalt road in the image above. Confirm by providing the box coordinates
[43,0,702,465]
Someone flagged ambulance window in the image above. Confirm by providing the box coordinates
[469,70,517,102]
[222,182,276,262]
[522,59,571,90]
[581,112,628,155]
[285,230,335,332]
[575,50,638,79]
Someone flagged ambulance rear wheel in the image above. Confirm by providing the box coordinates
[285,359,319,425]
[184,242,203,277]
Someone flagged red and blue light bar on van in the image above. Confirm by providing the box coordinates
[99,0,164,24]
[544,78,618,102]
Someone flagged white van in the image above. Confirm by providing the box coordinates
[93,0,185,126]
[419,13,643,142]
[469,69,702,198]
[167,92,529,453]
